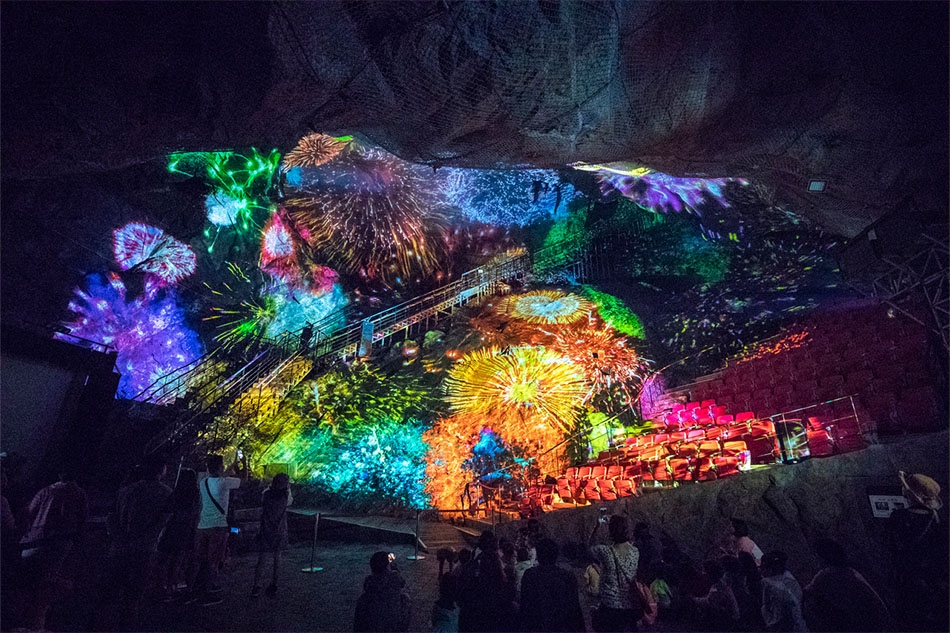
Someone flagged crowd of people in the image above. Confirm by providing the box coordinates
[1,454,294,631]
[1,459,946,633]
[403,471,947,633]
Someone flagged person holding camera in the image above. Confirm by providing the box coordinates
[589,513,641,632]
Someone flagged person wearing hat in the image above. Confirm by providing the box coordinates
[884,471,948,632]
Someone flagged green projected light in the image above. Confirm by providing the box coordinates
[581,286,646,339]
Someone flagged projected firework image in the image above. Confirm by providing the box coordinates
[12,123,929,524]
[3,7,947,633]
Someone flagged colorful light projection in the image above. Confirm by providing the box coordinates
[423,415,482,511]
[112,223,197,286]
[57,273,204,399]
[311,419,431,510]
[439,168,581,226]
[205,262,278,351]
[495,290,593,325]
[424,411,563,511]
[285,144,449,283]
[580,286,646,338]
[264,282,348,340]
[733,328,812,365]
[533,205,590,280]
[578,162,747,216]
[259,211,301,283]
[168,149,281,236]
[544,322,652,412]
[205,191,247,227]
[281,133,352,171]
[205,262,347,351]
[310,363,437,434]
[444,346,588,433]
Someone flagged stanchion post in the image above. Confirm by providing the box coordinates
[406,511,426,561]
[301,511,324,572]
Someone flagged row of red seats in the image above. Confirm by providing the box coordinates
[556,452,747,504]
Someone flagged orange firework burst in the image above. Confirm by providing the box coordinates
[285,145,448,282]
[282,133,351,170]
[444,346,588,433]
[423,413,565,510]
[496,290,593,325]
[545,322,650,398]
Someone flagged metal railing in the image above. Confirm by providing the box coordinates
[267,251,531,361]
[144,341,297,454]
[141,251,530,453]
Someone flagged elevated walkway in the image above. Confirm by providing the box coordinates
[141,251,531,454]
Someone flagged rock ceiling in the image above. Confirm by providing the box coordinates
[1,1,947,237]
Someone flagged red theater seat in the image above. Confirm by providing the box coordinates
[704,427,724,441]
[590,465,607,479]
[577,466,592,479]
[700,399,716,408]
[599,480,618,501]
[686,402,701,411]
[698,440,722,456]
[676,442,699,457]
[696,457,716,481]
[806,427,835,457]
[556,478,574,503]
[616,479,636,497]
[606,464,623,480]
[622,463,642,479]
[711,405,728,418]
[743,433,778,464]
[652,461,672,482]
[735,411,755,423]
[723,439,748,455]
[672,403,686,413]
[565,467,578,479]
[713,456,741,477]
[669,458,691,481]
[716,414,735,426]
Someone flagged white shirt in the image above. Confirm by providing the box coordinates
[198,474,241,529]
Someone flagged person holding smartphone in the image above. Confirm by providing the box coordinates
[354,551,411,632]
[191,454,242,607]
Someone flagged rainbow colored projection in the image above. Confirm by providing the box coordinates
[576,162,747,216]
[496,290,593,325]
[112,223,196,286]
[311,419,430,510]
[169,149,281,235]
[47,136,848,514]
[57,273,203,399]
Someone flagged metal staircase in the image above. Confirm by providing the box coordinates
[140,251,531,454]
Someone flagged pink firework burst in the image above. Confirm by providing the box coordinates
[113,223,197,286]
[260,210,301,282]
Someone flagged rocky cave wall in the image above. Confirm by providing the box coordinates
[3,1,947,237]
[495,430,949,603]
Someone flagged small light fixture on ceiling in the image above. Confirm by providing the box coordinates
[807,180,827,193]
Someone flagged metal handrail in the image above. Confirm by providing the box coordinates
[142,251,531,454]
